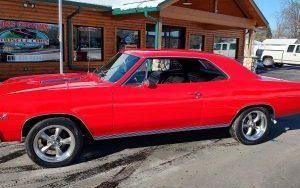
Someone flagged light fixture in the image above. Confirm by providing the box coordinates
[182,0,192,6]
[23,1,36,8]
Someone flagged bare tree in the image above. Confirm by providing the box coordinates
[255,27,272,42]
[273,0,300,39]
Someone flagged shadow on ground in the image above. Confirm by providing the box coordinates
[79,127,230,163]
[78,114,300,164]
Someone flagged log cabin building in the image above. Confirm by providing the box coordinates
[0,0,268,80]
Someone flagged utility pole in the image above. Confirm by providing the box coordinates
[58,0,64,74]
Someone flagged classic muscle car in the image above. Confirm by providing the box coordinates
[0,50,299,168]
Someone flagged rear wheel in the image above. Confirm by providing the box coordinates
[263,57,274,67]
[230,107,272,145]
[25,117,83,168]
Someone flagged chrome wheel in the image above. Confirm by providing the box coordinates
[33,125,76,163]
[242,111,267,141]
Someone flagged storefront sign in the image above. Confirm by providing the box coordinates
[0,20,60,63]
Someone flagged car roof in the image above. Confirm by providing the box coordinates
[123,49,259,80]
[124,49,211,58]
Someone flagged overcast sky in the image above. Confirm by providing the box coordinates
[254,0,282,30]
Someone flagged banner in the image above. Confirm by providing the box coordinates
[0,20,60,63]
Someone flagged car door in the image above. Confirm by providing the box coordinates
[294,45,300,64]
[196,80,232,126]
[188,59,232,126]
[284,45,297,64]
[112,58,204,135]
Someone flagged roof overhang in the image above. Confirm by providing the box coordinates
[38,0,269,28]
[249,0,269,28]
[37,0,112,11]
[113,7,160,15]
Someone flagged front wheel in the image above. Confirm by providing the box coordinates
[25,117,83,168]
[230,107,272,145]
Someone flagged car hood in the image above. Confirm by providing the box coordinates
[0,73,110,96]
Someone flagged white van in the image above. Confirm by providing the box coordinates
[213,43,237,59]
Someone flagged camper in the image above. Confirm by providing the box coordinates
[257,39,300,67]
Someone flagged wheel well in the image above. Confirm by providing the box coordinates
[22,114,94,141]
[231,105,275,126]
[263,56,273,61]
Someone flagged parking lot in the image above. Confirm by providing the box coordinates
[0,66,300,188]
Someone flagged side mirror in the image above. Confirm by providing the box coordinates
[142,79,157,88]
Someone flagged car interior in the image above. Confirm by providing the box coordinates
[126,58,227,85]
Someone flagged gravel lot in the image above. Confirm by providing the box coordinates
[0,66,300,188]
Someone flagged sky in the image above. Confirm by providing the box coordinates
[254,0,283,30]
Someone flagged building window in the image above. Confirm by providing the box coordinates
[0,20,60,63]
[146,24,185,49]
[189,34,204,51]
[117,29,140,52]
[73,26,103,62]
[213,37,238,59]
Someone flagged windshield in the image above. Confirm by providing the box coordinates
[96,53,140,83]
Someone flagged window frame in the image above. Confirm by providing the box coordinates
[213,36,239,59]
[0,19,64,64]
[73,25,104,62]
[123,57,229,86]
[116,28,141,52]
[146,24,186,49]
[189,34,205,51]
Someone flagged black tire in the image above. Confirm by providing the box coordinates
[230,107,272,145]
[274,63,284,68]
[263,57,274,67]
[25,117,83,168]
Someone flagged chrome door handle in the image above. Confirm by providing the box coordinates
[188,91,202,99]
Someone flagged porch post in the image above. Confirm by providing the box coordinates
[243,29,256,71]
[58,0,64,74]
[155,21,162,49]
[144,12,162,49]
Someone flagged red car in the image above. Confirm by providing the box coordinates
[0,50,300,168]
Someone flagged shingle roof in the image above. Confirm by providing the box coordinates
[65,0,166,10]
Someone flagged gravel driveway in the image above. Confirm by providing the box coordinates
[0,66,300,188]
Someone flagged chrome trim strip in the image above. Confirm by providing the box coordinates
[94,124,230,141]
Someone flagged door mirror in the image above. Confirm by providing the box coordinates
[142,79,157,88]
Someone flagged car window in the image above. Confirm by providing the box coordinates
[222,44,228,50]
[230,43,236,50]
[214,44,221,50]
[125,60,148,85]
[296,45,300,54]
[125,58,227,85]
[97,53,140,83]
[287,45,295,53]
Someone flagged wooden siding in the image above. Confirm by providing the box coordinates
[0,0,245,80]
